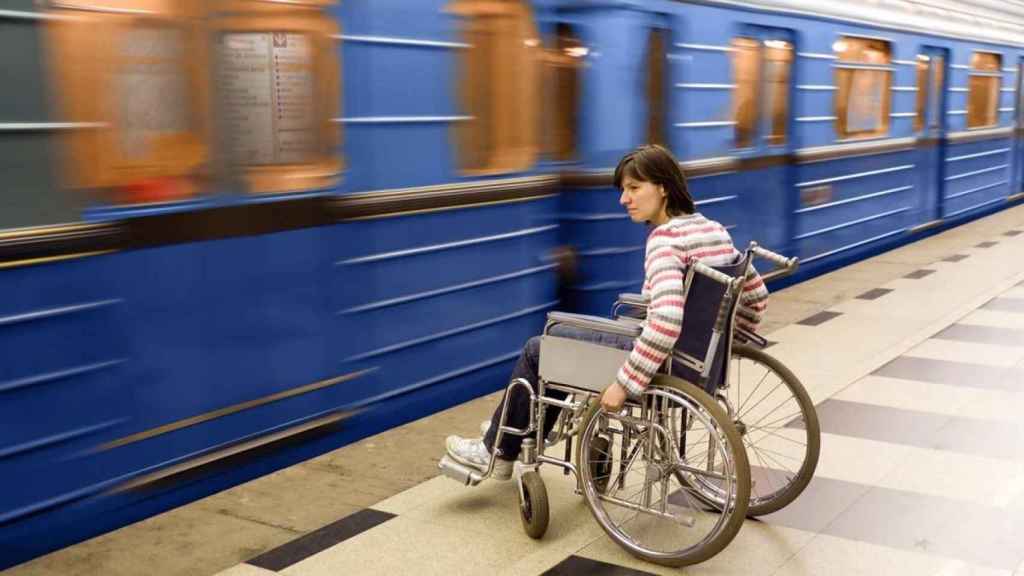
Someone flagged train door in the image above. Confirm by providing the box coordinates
[732,26,795,252]
[1014,56,1024,194]
[917,46,949,224]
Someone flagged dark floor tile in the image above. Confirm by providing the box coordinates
[1004,230,1023,237]
[797,311,842,326]
[873,356,1012,390]
[903,269,935,279]
[247,508,396,571]
[815,398,1024,461]
[856,288,893,300]
[933,324,1024,347]
[942,254,969,262]
[812,399,954,449]
[976,241,999,248]
[825,486,1024,570]
[543,556,658,575]
[759,474,870,533]
[982,297,1024,314]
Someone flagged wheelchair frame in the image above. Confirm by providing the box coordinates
[438,242,803,566]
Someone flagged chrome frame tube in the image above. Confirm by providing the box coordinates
[475,377,535,481]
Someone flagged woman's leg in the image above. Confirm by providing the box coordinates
[481,335,545,460]
[482,325,634,461]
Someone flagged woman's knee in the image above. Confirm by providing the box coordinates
[524,335,542,358]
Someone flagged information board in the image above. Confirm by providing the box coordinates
[220,32,316,165]
[116,27,189,160]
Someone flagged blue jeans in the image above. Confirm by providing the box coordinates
[482,325,634,460]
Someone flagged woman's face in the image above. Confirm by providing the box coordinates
[620,175,669,225]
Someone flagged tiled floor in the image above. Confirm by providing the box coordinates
[11,207,1024,576]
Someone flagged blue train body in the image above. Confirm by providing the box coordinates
[2,0,1023,567]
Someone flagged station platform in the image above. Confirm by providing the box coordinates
[9,205,1024,576]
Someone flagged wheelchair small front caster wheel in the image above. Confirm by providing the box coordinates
[518,470,549,539]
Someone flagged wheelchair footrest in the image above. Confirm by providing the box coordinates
[438,455,484,486]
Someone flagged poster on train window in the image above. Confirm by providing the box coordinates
[846,69,884,133]
[116,27,190,160]
[220,33,316,165]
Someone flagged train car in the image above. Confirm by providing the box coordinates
[1,0,1022,568]
[557,0,1024,312]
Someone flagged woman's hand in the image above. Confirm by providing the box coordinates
[600,382,628,412]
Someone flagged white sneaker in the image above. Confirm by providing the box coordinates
[445,435,513,481]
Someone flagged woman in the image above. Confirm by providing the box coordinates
[446,144,769,480]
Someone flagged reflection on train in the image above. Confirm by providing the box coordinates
[1,0,1023,568]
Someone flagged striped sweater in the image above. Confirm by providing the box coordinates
[615,213,769,398]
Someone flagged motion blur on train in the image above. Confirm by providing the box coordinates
[2,0,1023,567]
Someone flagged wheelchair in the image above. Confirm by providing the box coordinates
[438,243,819,567]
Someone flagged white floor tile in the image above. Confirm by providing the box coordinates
[772,534,1013,576]
[905,339,1024,368]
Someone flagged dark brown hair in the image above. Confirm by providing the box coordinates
[613,144,695,216]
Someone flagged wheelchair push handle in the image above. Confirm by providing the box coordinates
[748,242,798,282]
[690,259,737,287]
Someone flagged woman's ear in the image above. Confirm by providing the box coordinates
[659,185,666,198]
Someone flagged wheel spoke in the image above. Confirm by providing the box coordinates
[751,446,798,479]
[747,440,780,494]
[746,426,808,448]
[746,444,803,462]
[737,389,792,427]
[607,432,647,498]
[751,409,805,430]
[736,364,772,415]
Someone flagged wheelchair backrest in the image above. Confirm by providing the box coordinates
[672,256,749,393]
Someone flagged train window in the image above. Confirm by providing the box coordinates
[732,37,792,148]
[968,52,1002,129]
[543,23,583,161]
[763,40,793,146]
[213,0,342,194]
[914,55,929,132]
[646,29,667,146]
[0,2,79,229]
[46,2,210,205]
[834,37,892,139]
[930,54,945,131]
[733,37,760,148]
[450,0,540,174]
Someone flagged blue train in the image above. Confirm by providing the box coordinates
[2,0,1022,567]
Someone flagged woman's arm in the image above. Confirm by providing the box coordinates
[613,240,686,399]
[736,267,769,331]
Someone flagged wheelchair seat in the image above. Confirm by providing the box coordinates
[539,255,749,394]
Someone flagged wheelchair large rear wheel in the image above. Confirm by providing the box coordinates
[724,344,820,516]
[576,375,750,567]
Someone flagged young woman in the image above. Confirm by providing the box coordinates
[446,144,769,480]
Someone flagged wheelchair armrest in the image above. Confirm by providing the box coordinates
[546,311,642,338]
[616,315,644,329]
[617,292,649,308]
[612,292,649,320]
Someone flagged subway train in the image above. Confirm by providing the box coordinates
[2,0,1023,567]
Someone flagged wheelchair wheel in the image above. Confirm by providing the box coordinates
[724,344,820,516]
[518,470,549,539]
[576,375,750,567]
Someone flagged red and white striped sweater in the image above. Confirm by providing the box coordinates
[615,213,769,398]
